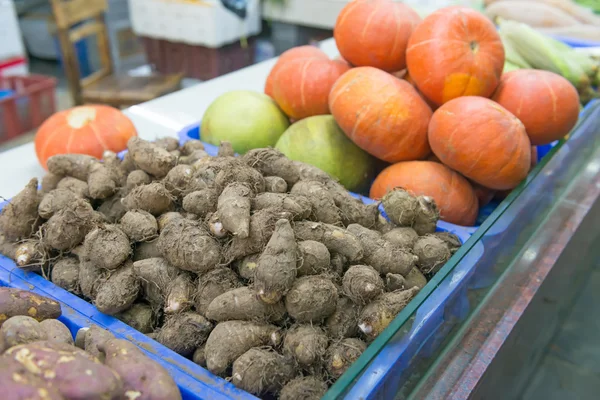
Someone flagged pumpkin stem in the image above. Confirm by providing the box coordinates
[469,41,479,54]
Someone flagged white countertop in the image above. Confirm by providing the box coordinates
[1,39,339,198]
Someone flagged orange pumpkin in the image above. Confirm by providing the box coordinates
[329,66,432,163]
[370,161,479,226]
[334,0,421,72]
[406,6,505,106]
[470,181,496,208]
[428,96,531,190]
[35,105,137,169]
[492,70,580,145]
[268,53,350,120]
[491,146,538,202]
[264,46,327,98]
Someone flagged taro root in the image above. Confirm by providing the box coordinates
[206,286,286,323]
[195,267,242,315]
[51,257,81,295]
[231,348,296,395]
[413,196,440,236]
[122,182,173,216]
[120,210,158,242]
[83,225,131,270]
[285,275,338,323]
[296,240,330,276]
[127,137,176,178]
[283,324,329,370]
[381,188,418,226]
[0,178,40,241]
[116,303,155,334]
[342,265,384,304]
[94,261,139,315]
[413,234,452,275]
[291,180,341,224]
[155,312,213,357]
[280,376,328,400]
[326,296,360,339]
[326,338,367,379]
[43,199,100,251]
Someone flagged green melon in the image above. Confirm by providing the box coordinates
[201,91,290,154]
[275,115,375,192]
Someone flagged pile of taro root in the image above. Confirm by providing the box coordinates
[0,287,182,399]
[0,137,460,399]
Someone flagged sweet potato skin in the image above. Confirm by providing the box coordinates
[0,288,61,327]
[39,319,74,345]
[101,338,182,400]
[1,316,47,347]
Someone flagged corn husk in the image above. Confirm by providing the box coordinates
[501,37,532,68]
[503,60,523,73]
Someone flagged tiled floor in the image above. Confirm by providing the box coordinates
[523,268,600,399]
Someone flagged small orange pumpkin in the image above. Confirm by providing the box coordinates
[334,0,421,72]
[428,96,531,190]
[35,105,137,169]
[370,161,479,226]
[329,66,432,163]
[406,6,505,106]
[492,70,580,145]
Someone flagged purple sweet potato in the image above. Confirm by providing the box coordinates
[83,225,131,270]
[164,273,195,314]
[43,198,99,251]
[51,257,81,295]
[231,348,296,395]
[280,376,328,400]
[83,325,115,361]
[120,210,158,242]
[254,219,297,304]
[347,224,417,276]
[205,320,282,375]
[158,219,222,274]
[291,180,341,224]
[94,261,140,315]
[101,338,182,400]
[46,154,98,181]
[0,178,40,240]
[155,312,212,357]
[283,324,329,370]
[122,182,174,216]
[205,287,286,323]
[293,222,363,262]
[358,287,420,340]
[217,182,252,238]
[2,340,123,400]
[326,338,367,379]
[38,188,83,219]
[0,360,64,400]
[285,275,338,323]
[194,267,242,314]
[128,137,176,178]
[0,288,61,327]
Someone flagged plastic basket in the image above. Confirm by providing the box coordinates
[0,74,56,145]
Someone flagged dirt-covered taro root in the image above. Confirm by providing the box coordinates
[326,338,367,379]
[255,219,297,304]
[283,324,329,370]
[163,164,195,197]
[0,178,40,240]
[291,180,341,224]
[216,182,252,238]
[358,287,421,340]
[296,240,330,276]
[132,257,179,309]
[385,273,406,292]
[231,348,296,395]
[264,176,288,193]
[116,303,155,334]
[204,320,281,375]
[347,224,417,276]
[381,188,418,226]
[97,193,127,223]
[342,265,384,304]
[94,261,140,315]
[87,163,120,199]
[413,196,440,236]
[38,188,83,219]
[206,287,286,323]
[41,172,63,193]
[326,296,360,339]
[405,267,428,290]
[120,210,158,242]
[122,182,173,216]
[156,211,184,232]
[133,240,162,261]
[383,227,419,249]
[0,288,61,326]
[56,176,89,198]
[285,275,338,323]
[234,253,260,281]
[181,139,205,156]
[241,148,301,186]
[50,204,106,249]
[413,234,452,275]
[293,221,363,262]
[155,312,213,357]
[217,141,235,157]
[251,193,312,220]
[432,231,462,253]
[325,180,380,228]
[226,209,293,261]
[46,153,97,181]
[101,338,182,400]
[0,316,47,347]
[214,164,265,194]
[126,169,151,192]
[128,137,176,178]
[182,188,218,217]
[13,240,45,271]
[195,267,242,315]
[79,258,107,301]
[165,273,195,314]
[51,257,81,295]
[39,319,73,345]
[154,136,179,152]
[84,225,131,270]
[158,219,221,274]
[280,376,329,400]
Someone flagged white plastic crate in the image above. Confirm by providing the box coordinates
[262,0,484,29]
[128,0,261,48]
